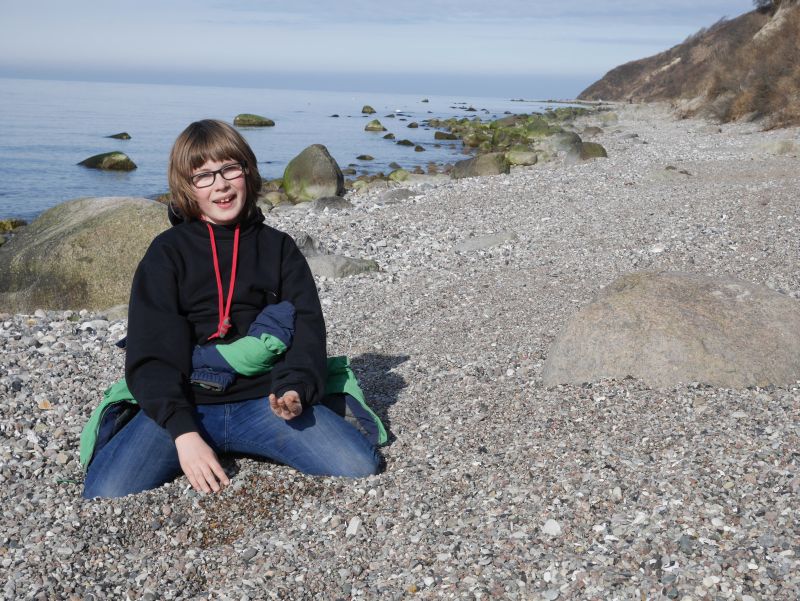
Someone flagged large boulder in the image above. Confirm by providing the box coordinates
[543,271,800,389]
[451,153,510,179]
[0,197,168,312]
[282,144,344,203]
[78,152,136,171]
[536,131,582,159]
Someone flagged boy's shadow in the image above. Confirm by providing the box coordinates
[349,353,408,446]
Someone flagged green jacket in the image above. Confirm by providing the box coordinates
[80,354,387,469]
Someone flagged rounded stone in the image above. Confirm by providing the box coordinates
[233,113,275,127]
[451,153,510,179]
[0,197,167,312]
[282,144,344,203]
[78,151,137,171]
[543,271,800,388]
[365,120,387,132]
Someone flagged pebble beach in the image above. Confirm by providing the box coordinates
[1,103,799,600]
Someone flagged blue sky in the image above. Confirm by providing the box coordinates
[0,1,756,97]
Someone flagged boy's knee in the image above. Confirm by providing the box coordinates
[332,448,382,478]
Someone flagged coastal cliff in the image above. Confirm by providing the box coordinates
[579,1,800,127]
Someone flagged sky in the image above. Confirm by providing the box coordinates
[0,0,756,97]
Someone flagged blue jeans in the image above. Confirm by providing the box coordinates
[83,398,381,498]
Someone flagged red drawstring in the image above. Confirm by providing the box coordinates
[206,222,240,340]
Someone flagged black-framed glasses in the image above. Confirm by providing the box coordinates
[190,161,247,188]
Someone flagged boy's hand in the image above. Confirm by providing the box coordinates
[269,390,303,420]
[174,432,230,493]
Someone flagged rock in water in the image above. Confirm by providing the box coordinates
[107,132,131,140]
[451,153,510,179]
[361,105,376,114]
[0,197,168,312]
[282,144,344,203]
[233,114,275,127]
[364,120,386,132]
[78,151,137,171]
[543,271,800,389]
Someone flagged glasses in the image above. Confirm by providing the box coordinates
[190,161,246,188]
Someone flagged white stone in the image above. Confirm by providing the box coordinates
[542,519,562,536]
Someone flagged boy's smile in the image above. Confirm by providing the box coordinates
[191,158,247,225]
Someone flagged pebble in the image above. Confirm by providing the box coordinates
[542,519,562,536]
[345,516,362,537]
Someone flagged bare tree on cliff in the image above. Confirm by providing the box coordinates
[754,0,796,12]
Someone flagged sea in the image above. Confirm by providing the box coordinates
[0,77,558,222]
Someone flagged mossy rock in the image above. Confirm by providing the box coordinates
[362,105,376,114]
[365,119,386,132]
[0,197,168,312]
[491,128,527,150]
[461,130,489,148]
[107,132,131,140]
[260,178,282,193]
[505,149,538,166]
[579,142,608,160]
[383,133,395,140]
[451,152,510,179]
[490,115,527,129]
[357,154,374,161]
[233,114,275,127]
[389,169,410,182]
[548,107,592,121]
[414,145,425,152]
[396,139,414,146]
[434,131,458,140]
[0,218,27,234]
[407,122,419,128]
[78,152,137,171]
[537,131,583,159]
[260,190,290,206]
[282,144,344,203]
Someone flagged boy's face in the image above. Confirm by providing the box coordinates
[191,158,247,225]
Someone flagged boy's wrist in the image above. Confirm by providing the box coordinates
[165,409,197,440]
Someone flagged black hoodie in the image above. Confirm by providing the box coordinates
[124,206,327,440]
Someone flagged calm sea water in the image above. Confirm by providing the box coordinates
[0,78,556,221]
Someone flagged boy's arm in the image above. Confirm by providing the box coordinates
[269,235,327,408]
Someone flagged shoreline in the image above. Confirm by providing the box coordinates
[1,102,799,598]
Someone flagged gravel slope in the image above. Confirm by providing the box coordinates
[1,103,798,600]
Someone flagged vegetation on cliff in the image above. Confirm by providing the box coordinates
[579,0,800,128]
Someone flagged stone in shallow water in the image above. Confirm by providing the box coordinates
[78,151,137,171]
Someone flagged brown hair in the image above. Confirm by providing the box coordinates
[168,119,262,221]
